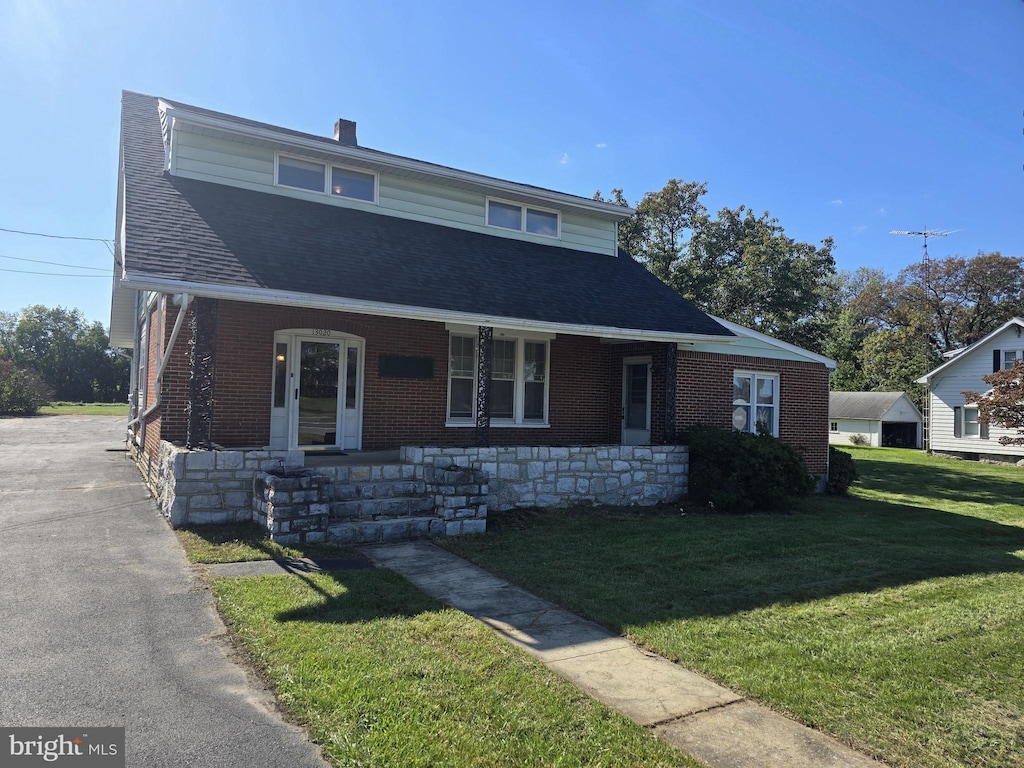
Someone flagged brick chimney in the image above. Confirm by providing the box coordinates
[334,119,357,146]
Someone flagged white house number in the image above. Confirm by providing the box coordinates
[312,329,332,337]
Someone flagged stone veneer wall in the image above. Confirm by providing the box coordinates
[400,444,688,510]
[130,441,303,526]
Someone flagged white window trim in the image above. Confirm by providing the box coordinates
[829,421,838,433]
[732,370,780,437]
[485,196,561,239]
[1002,349,1024,370]
[445,332,551,428]
[958,402,989,440]
[274,152,378,204]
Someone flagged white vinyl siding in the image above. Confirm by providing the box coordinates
[925,324,1024,457]
[168,128,618,255]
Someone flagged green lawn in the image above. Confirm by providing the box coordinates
[37,401,128,416]
[177,521,360,564]
[443,447,1024,768]
[213,570,700,767]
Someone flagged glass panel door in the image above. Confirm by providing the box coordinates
[622,360,651,445]
[298,341,340,447]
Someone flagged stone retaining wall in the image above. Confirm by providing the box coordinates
[400,444,688,510]
[131,441,303,526]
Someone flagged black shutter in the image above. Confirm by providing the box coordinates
[953,406,962,438]
[993,349,1001,372]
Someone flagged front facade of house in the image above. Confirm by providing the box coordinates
[917,318,1024,460]
[111,92,834,533]
[828,392,922,448]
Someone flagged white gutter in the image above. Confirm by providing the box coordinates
[159,100,635,221]
[119,273,735,346]
[127,293,191,431]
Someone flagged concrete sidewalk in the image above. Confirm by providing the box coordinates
[360,540,887,768]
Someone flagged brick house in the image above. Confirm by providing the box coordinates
[110,91,834,536]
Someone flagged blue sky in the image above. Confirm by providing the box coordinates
[1,0,1021,327]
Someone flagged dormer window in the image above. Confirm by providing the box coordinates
[486,198,559,238]
[276,153,376,202]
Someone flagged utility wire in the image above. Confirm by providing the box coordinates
[0,267,109,278]
[0,226,115,256]
[0,253,110,271]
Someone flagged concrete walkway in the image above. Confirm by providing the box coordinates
[360,541,888,768]
[0,416,327,768]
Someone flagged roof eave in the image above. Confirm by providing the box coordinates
[916,316,1024,382]
[120,272,732,344]
[158,100,635,221]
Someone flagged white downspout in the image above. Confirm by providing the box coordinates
[127,292,191,431]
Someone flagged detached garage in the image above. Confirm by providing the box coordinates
[829,392,922,449]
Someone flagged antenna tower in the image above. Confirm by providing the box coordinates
[888,227,958,264]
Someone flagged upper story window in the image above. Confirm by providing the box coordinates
[486,198,560,238]
[276,154,377,202]
[1002,349,1023,370]
[732,371,779,437]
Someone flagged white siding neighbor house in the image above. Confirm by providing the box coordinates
[916,317,1024,460]
[828,392,922,448]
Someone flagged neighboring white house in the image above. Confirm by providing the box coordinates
[828,391,922,448]
[916,317,1024,460]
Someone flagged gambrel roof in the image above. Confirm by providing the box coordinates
[112,91,734,346]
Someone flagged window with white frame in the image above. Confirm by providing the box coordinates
[1003,349,1023,370]
[830,421,838,433]
[447,334,549,425]
[732,372,779,436]
[486,199,559,237]
[957,404,989,439]
[276,154,376,202]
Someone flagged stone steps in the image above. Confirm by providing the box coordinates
[326,515,486,544]
[328,495,435,520]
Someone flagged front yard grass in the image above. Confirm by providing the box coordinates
[443,448,1024,768]
[176,521,359,564]
[37,401,128,416]
[213,570,700,767]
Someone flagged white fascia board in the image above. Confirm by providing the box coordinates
[158,100,634,221]
[916,316,1024,383]
[703,314,838,368]
[120,272,731,344]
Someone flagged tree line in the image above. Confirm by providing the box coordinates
[600,180,1023,408]
[0,305,129,413]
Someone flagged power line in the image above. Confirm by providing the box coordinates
[0,253,110,272]
[0,267,110,278]
[0,226,115,256]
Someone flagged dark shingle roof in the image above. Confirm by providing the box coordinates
[120,91,732,339]
[829,391,912,420]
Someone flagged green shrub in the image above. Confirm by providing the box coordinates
[682,424,814,513]
[849,433,869,446]
[0,360,53,415]
[826,446,858,495]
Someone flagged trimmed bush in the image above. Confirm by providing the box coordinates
[682,424,814,513]
[0,361,53,416]
[826,446,858,495]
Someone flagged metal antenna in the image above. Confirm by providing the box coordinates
[888,227,959,263]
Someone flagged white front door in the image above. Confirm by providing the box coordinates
[621,357,652,445]
[269,331,363,450]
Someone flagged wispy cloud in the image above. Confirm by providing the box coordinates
[851,225,868,234]
[829,199,843,206]
[878,207,887,216]
[595,143,608,149]
[559,152,569,165]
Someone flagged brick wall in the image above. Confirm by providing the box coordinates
[169,299,624,451]
[676,350,830,474]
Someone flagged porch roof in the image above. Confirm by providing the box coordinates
[115,92,733,344]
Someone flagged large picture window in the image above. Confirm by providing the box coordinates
[447,334,549,425]
[732,371,779,436]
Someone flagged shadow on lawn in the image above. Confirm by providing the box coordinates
[463,495,1024,628]
[856,455,1024,507]
[272,568,443,624]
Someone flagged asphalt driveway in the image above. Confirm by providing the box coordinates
[0,415,326,767]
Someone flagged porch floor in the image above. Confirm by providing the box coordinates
[302,449,402,468]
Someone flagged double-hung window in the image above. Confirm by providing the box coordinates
[447,334,549,425]
[276,154,376,202]
[1003,350,1023,370]
[486,199,559,237]
[732,371,779,436]
[957,403,989,439]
